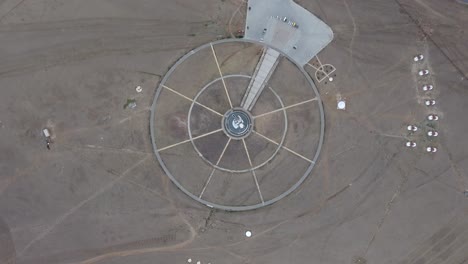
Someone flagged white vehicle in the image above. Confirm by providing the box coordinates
[42,128,51,138]
[418,70,430,76]
[426,146,438,153]
[422,85,433,91]
[427,114,439,121]
[413,54,424,62]
[42,128,52,149]
[407,125,418,132]
[425,99,436,106]
[427,131,438,137]
[406,141,417,148]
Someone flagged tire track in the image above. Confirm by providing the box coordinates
[364,164,408,256]
[394,0,468,80]
[0,18,212,32]
[18,155,151,258]
[19,222,192,264]
[0,216,16,264]
[0,18,218,77]
[399,213,468,264]
[0,0,26,22]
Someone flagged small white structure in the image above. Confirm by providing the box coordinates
[418,70,430,76]
[426,147,438,153]
[245,231,252,237]
[42,128,51,138]
[427,114,439,121]
[337,100,346,110]
[43,128,52,149]
[128,101,137,109]
[425,99,436,106]
[407,125,418,132]
[427,131,438,137]
[406,141,417,148]
[422,85,433,91]
[136,86,143,93]
[414,54,424,62]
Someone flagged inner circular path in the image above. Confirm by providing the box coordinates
[188,75,287,173]
[150,39,324,211]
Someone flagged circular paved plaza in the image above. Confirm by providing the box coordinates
[151,39,324,211]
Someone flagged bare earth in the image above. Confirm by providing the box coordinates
[0,0,467,263]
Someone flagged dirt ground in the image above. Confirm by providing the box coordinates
[1,0,467,263]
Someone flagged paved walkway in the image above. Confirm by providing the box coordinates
[241,48,280,110]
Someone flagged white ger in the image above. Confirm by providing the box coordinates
[427,114,439,121]
[407,125,418,132]
[413,54,424,62]
[422,85,433,91]
[426,147,438,153]
[425,99,436,106]
[418,69,430,76]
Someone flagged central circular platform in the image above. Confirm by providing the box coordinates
[150,39,324,211]
[222,108,253,139]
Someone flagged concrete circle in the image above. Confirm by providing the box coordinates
[150,39,325,211]
[245,230,252,237]
[222,108,253,139]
